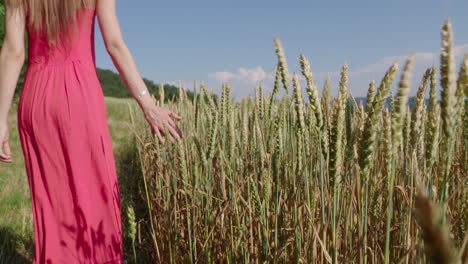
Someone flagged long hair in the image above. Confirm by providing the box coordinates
[4,0,92,46]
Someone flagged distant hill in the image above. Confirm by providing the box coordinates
[96,68,194,102]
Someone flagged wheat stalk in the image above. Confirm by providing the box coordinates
[274,37,291,93]
[439,19,457,214]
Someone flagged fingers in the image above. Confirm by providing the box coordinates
[164,122,181,144]
[149,109,183,144]
[154,127,164,144]
[153,121,175,144]
[0,141,12,163]
[159,122,176,144]
[4,140,11,156]
[166,119,183,139]
[169,112,182,121]
[149,119,165,144]
[0,156,12,163]
[0,154,12,162]
[155,121,177,144]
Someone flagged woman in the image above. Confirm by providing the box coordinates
[0,0,183,262]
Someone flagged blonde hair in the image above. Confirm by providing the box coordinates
[5,0,92,46]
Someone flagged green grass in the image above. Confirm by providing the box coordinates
[0,96,141,263]
[0,101,32,263]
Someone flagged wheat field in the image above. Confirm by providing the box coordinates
[122,20,467,264]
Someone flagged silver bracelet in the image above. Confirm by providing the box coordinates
[138,89,148,98]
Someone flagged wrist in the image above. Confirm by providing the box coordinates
[136,92,154,110]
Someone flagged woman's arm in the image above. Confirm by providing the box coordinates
[0,4,25,124]
[0,4,26,163]
[96,0,183,144]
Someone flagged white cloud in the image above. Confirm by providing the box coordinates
[209,66,272,83]
[207,67,276,99]
[209,71,237,82]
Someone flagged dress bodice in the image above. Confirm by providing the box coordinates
[26,8,97,66]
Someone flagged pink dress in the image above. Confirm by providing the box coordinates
[17,8,123,263]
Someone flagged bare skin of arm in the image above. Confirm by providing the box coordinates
[96,0,183,144]
[0,4,25,163]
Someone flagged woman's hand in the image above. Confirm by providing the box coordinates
[0,121,13,163]
[141,104,183,144]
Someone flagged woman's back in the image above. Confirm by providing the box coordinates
[19,5,106,137]
[26,8,98,67]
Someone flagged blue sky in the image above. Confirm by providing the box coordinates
[94,0,468,99]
